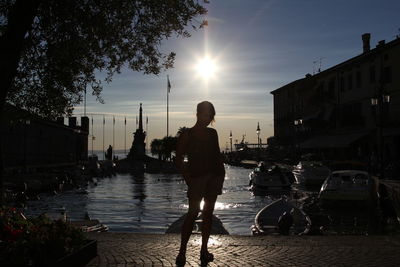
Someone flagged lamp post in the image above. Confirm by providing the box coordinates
[294,119,303,159]
[229,130,233,152]
[256,122,260,160]
[371,92,390,177]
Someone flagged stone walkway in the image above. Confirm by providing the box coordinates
[86,233,400,266]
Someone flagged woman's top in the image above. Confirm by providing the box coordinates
[178,127,223,178]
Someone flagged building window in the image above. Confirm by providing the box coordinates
[328,78,335,98]
[370,65,376,83]
[356,71,361,88]
[384,54,389,61]
[383,66,392,83]
[340,76,345,92]
[340,102,364,126]
[317,81,325,100]
[347,74,353,90]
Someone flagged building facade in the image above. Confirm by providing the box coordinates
[271,33,400,164]
[0,104,89,169]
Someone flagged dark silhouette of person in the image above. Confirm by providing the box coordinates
[278,209,294,235]
[175,101,225,266]
[378,184,397,229]
[105,145,113,160]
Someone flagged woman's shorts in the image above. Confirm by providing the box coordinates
[187,174,224,199]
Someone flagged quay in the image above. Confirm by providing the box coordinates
[86,232,400,266]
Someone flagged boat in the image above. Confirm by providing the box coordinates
[70,219,109,232]
[292,161,330,187]
[44,209,109,232]
[166,213,229,235]
[318,170,372,206]
[85,154,101,176]
[239,160,258,169]
[249,162,291,194]
[252,198,311,235]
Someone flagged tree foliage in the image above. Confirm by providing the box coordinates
[150,136,177,161]
[0,0,207,118]
[177,126,190,136]
[150,138,163,160]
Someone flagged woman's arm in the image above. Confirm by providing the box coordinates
[175,130,190,181]
[212,129,225,178]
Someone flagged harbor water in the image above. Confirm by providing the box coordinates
[23,165,273,235]
[23,164,397,235]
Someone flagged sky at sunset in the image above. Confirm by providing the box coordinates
[74,0,400,152]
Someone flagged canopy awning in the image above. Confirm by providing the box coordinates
[383,127,400,137]
[300,132,367,149]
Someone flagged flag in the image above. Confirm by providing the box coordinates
[124,117,126,125]
[113,116,115,125]
[167,75,171,93]
[103,116,105,124]
[146,116,148,124]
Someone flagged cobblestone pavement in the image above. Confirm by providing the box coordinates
[86,233,400,267]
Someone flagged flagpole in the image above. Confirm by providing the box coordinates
[146,116,148,153]
[167,75,170,137]
[91,117,94,156]
[124,117,127,157]
[167,75,169,137]
[112,116,115,159]
[103,116,105,160]
[84,88,87,116]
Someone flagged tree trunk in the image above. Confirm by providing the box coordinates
[0,0,40,204]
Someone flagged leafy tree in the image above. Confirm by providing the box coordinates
[150,138,163,160]
[150,136,177,161]
[177,126,190,136]
[0,0,207,118]
[161,135,177,161]
[0,0,207,204]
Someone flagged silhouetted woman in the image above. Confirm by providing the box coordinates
[175,101,225,266]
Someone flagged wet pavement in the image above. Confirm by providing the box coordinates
[86,232,400,266]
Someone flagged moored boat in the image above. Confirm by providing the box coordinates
[252,197,311,235]
[292,161,330,187]
[43,209,109,232]
[318,170,372,206]
[70,219,109,232]
[239,160,258,169]
[249,162,291,194]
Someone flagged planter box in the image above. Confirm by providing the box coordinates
[54,239,97,267]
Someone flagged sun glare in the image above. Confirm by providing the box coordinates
[196,56,217,79]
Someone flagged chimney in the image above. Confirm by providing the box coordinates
[377,40,386,48]
[362,33,371,53]
[56,117,64,125]
[81,116,89,133]
[68,117,77,128]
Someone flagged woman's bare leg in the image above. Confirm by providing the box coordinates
[201,195,217,254]
[178,196,201,256]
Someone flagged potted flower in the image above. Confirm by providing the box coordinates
[0,206,97,266]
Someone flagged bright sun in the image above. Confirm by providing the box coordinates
[196,56,217,79]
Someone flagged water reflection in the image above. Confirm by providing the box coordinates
[185,201,243,211]
[131,173,147,202]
